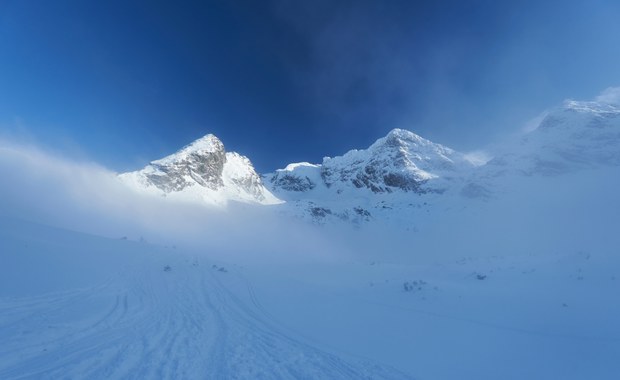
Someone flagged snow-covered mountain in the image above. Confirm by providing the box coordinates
[118,128,474,217]
[485,98,620,177]
[119,134,281,206]
[265,128,477,224]
[118,92,620,224]
[268,128,474,196]
[265,94,620,224]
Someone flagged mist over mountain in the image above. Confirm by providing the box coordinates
[3,0,620,376]
[113,90,620,228]
[1,89,620,379]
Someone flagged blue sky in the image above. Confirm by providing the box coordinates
[1,0,620,172]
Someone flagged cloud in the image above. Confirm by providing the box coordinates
[0,139,351,264]
[595,87,620,105]
[521,111,550,133]
[516,87,620,135]
[463,150,492,166]
[0,140,183,239]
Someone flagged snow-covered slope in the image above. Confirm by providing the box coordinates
[454,95,620,203]
[3,162,620,379]
[485,99,620,177]
[119,134,281,206]
[0,217,409,379]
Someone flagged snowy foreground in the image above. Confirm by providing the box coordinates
[0,218,412,379]
[1,168,620,379]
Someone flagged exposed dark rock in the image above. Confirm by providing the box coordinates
[143,136,226,193]
[270,173,316,192]
[310,207,332,218]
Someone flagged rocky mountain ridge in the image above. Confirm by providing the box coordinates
[266,128,474,198]
[119,134,280,206]
[118,92,620,224]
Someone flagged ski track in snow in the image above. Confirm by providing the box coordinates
[0,255,412,380]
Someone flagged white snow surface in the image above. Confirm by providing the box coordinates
[0,218,409,379]
[283,162,320,171]
[2,164,620,379]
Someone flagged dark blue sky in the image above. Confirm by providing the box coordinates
[2,0,620,172]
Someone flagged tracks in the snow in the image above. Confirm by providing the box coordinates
[0,256,412,379]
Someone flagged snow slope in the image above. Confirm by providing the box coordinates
[2,161,619,379]
[0,217,409,379]
[250,163,620,379]
[484,99,620,177]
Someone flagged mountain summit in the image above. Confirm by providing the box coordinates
[485,97,620,177]
[264,128,474,224]
[321,128,473,194]
[119,134,281,206]
[267,128,473,198]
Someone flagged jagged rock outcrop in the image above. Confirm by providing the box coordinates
[264,128,475,224]
[266,129,473,198]
[320,129,473,194]
[119,134,281,206]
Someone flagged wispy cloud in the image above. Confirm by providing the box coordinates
[595,86,620,105]
[0,139,346,263]
[521,111,550,133]
[463,150,492,166]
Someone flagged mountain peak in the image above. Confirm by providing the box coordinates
[318,129,471,194]
[371,128,436,151]
[152,134,224,166]
[487,91,620,176]
[385,128,424,141]
[562,100,620,115]
[187,134,224,152]
[119,133,280,206]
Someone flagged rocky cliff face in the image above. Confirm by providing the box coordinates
[266,129,474,197]
[119,135,281,206]
[320,129,473,194]
[267,163,321,194]
[264,129,476,224]
[144,135,226,192]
